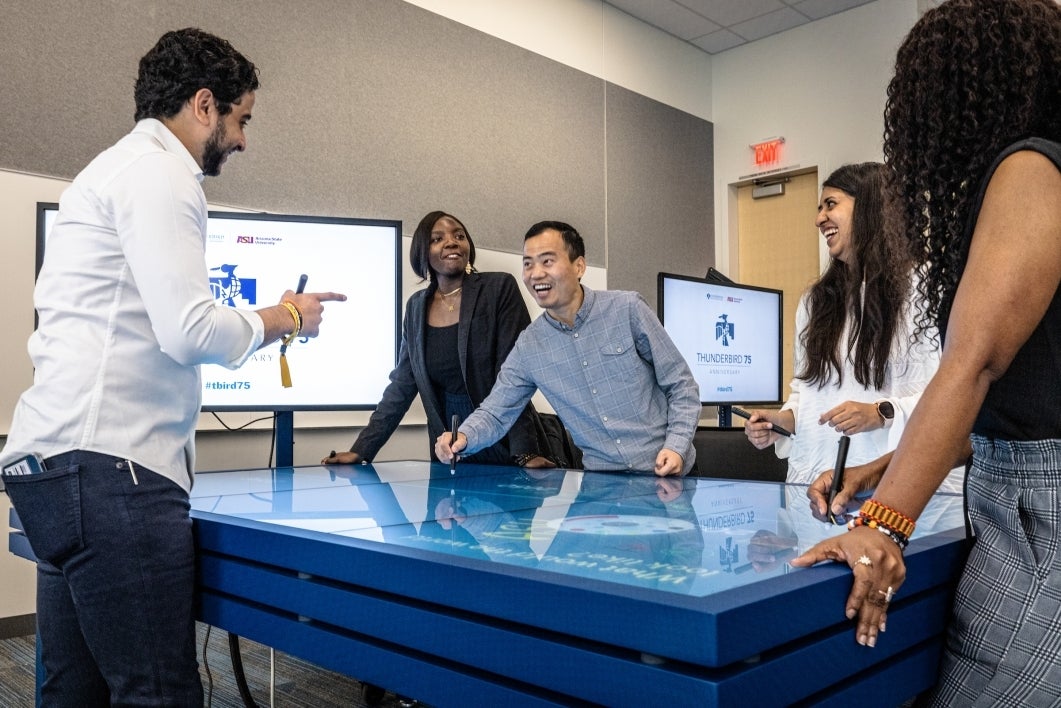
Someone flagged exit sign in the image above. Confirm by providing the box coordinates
[751,137,785,167]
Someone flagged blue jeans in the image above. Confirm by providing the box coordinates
[5,451,202,707]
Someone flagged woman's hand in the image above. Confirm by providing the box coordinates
[743,409,792,449]
[819,401,881,435]
[321,451,360,465]
[790,526,906,647]
[806,454,891,521]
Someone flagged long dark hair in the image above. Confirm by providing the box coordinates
[883,0,1061,336]
[408,211,476,282]
[799,162,911,389]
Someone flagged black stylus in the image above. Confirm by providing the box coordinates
[731,406,793,437]
[827,435,851,525]
[450,414,459,474]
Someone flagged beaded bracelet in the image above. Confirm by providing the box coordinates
[846,515,910,550]
[860,498,916,538]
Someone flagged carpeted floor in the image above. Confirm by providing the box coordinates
[0,623,414,707]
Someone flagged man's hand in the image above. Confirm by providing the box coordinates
[434,431,467,463]
[654,448,683,476]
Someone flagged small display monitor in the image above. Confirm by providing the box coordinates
[657,272,783,406]
[36,203,401,411]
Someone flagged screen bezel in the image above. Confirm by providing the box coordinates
[657,271,784,407]
[35,203,402,412]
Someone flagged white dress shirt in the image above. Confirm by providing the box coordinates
[2,119,264,491]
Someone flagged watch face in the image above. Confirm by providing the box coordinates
[878,401,895,419]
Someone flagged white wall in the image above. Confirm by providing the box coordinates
[710,0,920,274]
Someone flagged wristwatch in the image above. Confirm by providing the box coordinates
[876,400,895,429]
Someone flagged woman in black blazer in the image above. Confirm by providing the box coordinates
[323,211,553,467]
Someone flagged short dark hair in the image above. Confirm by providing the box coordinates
[134,28,259,121]
[409,211,476,281]
[524,221,585,261]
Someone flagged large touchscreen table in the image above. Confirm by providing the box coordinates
[185,462,968,707]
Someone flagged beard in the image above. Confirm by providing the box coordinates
[201,120,229,177]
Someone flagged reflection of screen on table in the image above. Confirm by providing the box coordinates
[658,272,782,405]
[36,204,401,411]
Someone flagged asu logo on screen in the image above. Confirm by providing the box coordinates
[236,235,254,244]
[209,264,257,307]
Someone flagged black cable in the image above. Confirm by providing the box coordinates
[228,632,260,708]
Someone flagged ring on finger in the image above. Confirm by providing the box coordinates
[878,586,895,603]
[856,555,872,567]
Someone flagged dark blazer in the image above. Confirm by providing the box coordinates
[351,271,542,463]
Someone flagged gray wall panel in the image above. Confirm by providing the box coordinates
[604,83,714,308]
[0,0,608,261]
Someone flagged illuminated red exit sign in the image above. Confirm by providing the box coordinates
[751,137,785,167]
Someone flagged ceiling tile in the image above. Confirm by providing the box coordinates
[608,0,721,40]
[731,6,808,41]
[690,29,748,54]
[790,0,875,21]
[679,0,784,26]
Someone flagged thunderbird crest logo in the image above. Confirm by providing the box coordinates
[715,314,734,346]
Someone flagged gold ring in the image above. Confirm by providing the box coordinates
[856,555,872,567]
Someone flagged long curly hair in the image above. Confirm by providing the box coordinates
[883,0,1061,336]
[799,162,911,390]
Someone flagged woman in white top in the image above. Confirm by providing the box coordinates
[744,162,961,492]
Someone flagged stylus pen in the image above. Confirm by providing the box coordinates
[827,435,851,525]
[731,406,793,437]
[450,414,460,475]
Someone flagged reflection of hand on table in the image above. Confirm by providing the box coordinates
[747,530,799,573]
[434,497,466,530]
[655,476,684,502]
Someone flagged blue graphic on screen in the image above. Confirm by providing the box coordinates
[715,314,734,346]
[658,273,782,405]
[209,264,257,306]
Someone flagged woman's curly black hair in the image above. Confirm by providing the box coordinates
[134,28,259,121]
[799,162,911,390]
[883,0,1061,337]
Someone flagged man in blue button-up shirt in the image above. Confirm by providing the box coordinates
[436,221,700,475]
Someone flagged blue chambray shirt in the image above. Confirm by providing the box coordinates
[461,286,701,473]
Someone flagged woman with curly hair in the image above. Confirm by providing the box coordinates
[744,163,960,491]
[793,0,1061,702]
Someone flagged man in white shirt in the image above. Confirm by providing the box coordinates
[0,28,345,705]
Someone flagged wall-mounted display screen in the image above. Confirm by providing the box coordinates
[657,272,783,406]
[37,203,401,411]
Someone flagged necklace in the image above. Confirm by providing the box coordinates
[438,286,462,311]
